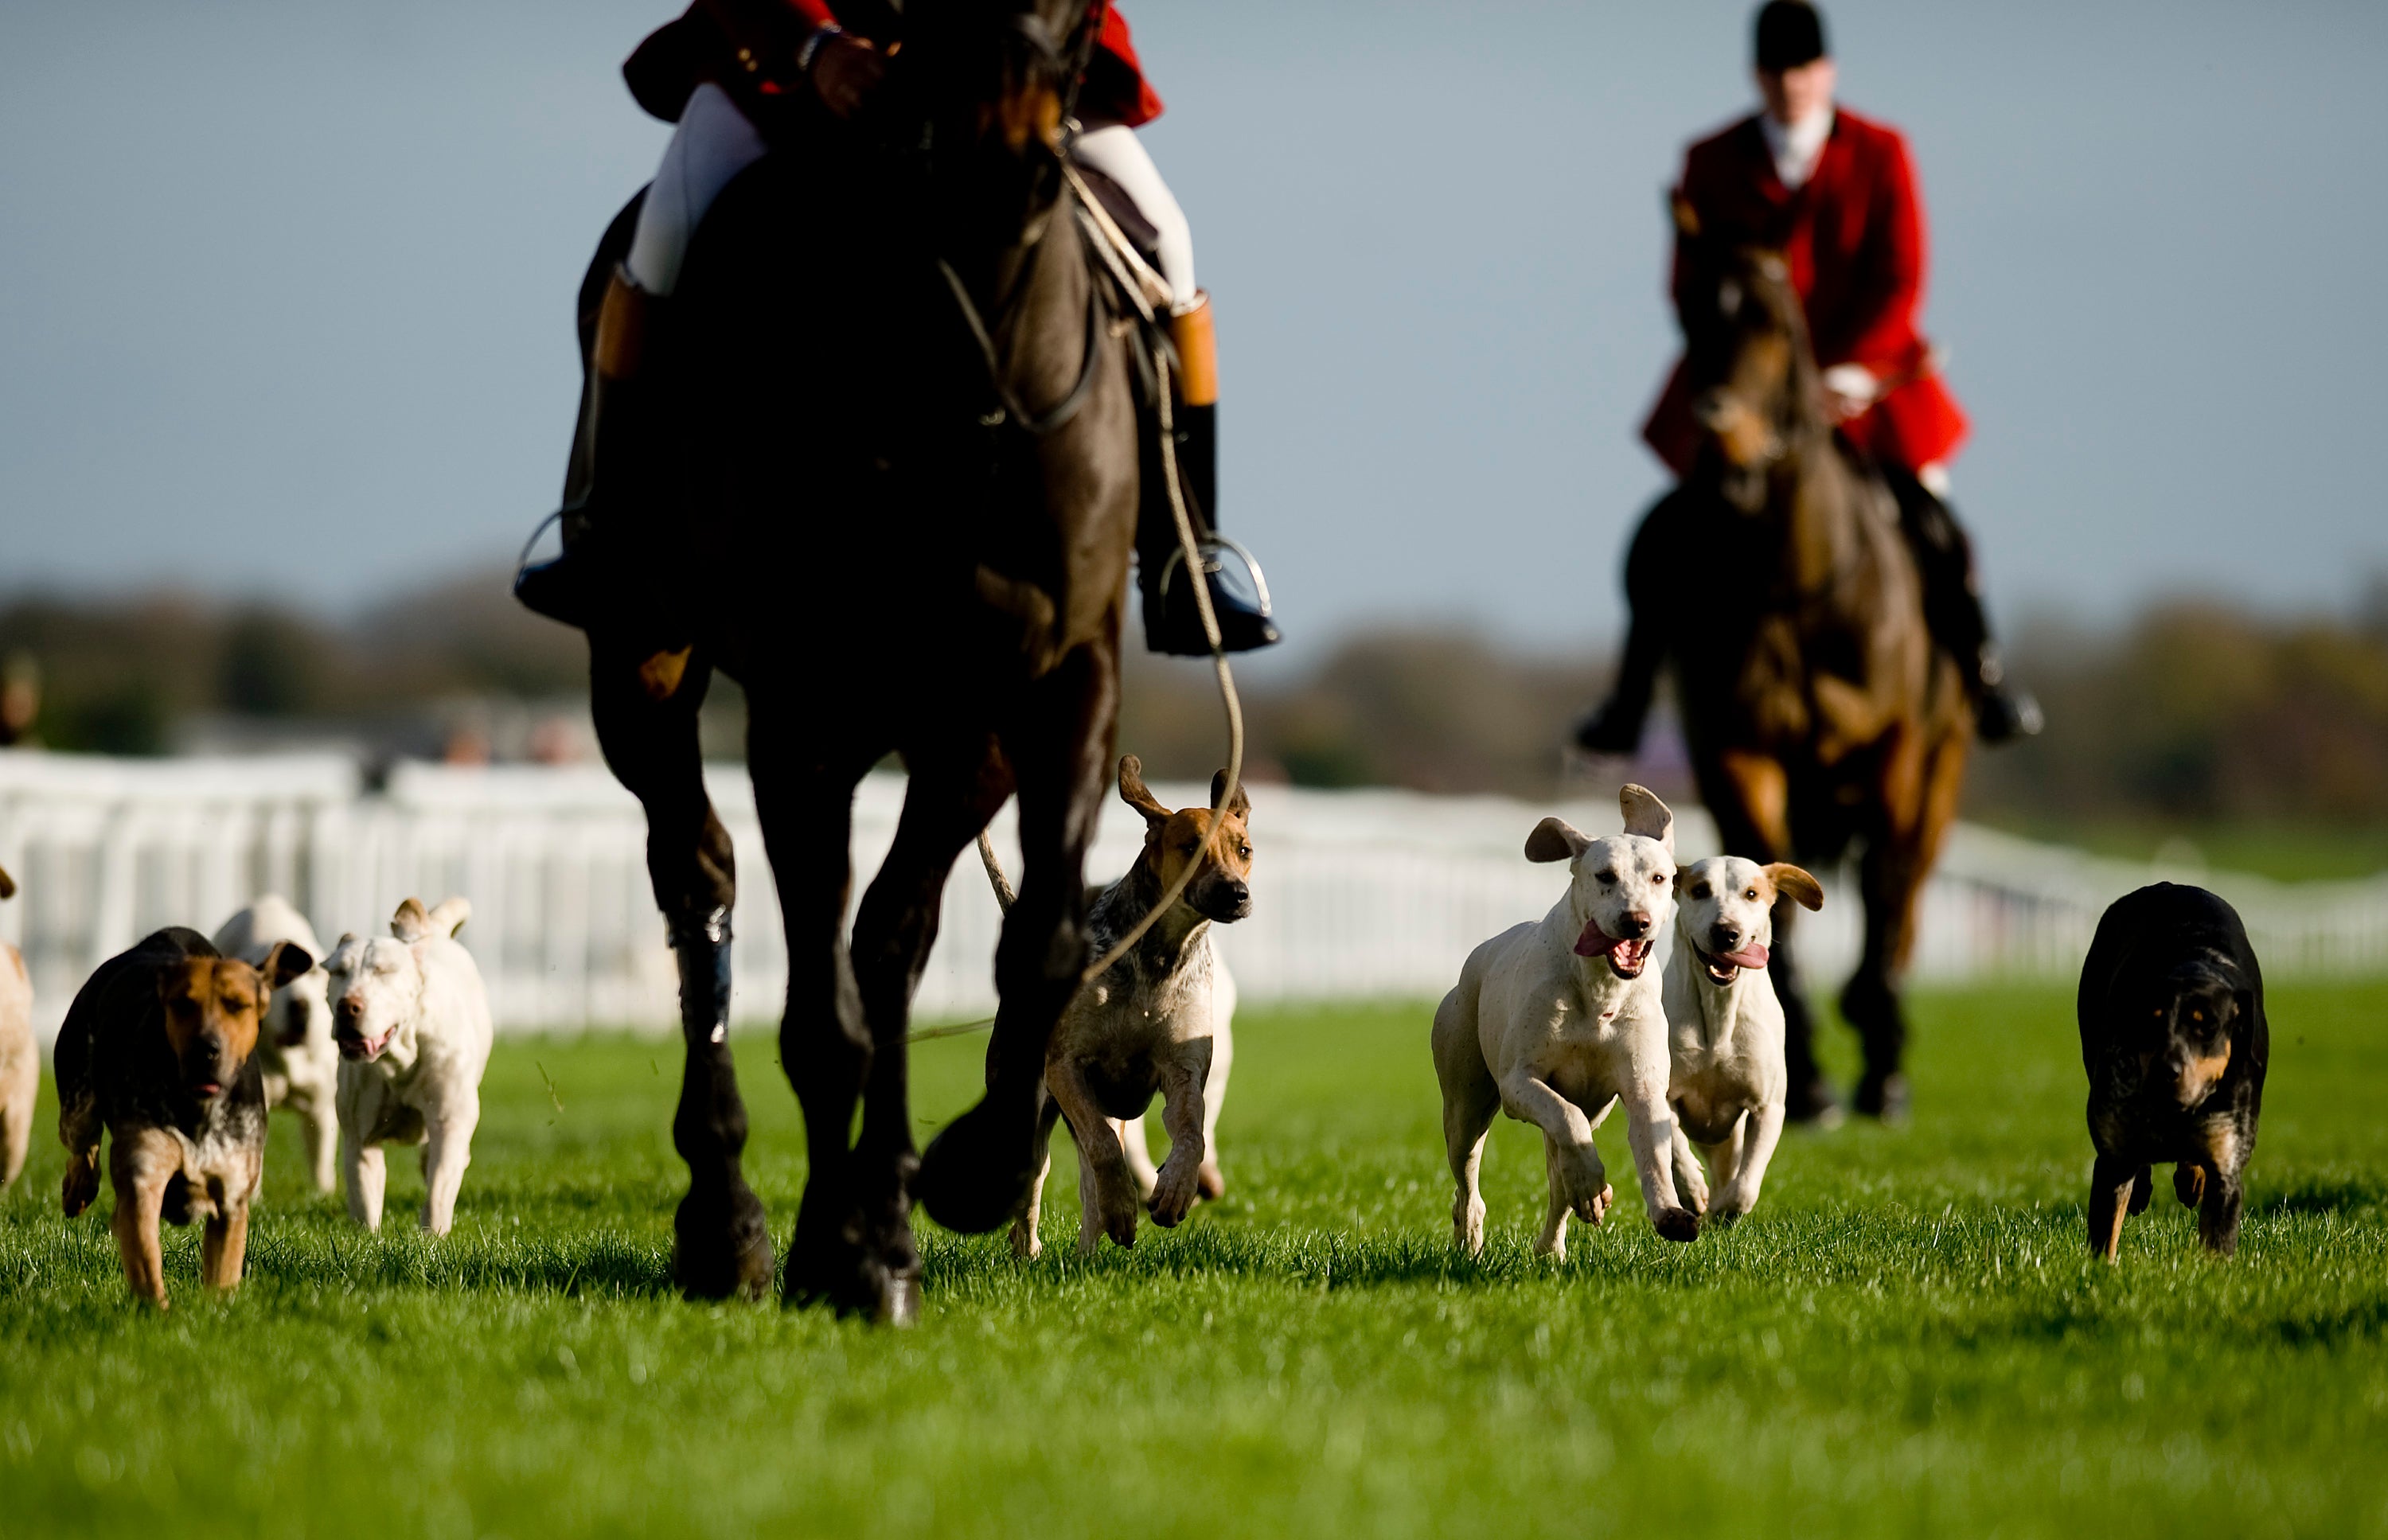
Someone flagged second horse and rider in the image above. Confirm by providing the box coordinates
[500,0,2050,1308]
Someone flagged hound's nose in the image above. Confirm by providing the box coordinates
[1619,911,1652,938]
[1711,926,1744,953]
[1225,880,1251,907]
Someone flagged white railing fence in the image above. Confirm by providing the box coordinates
[5,749,2385,1039]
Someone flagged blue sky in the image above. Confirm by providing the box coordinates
[2,1,2384,662]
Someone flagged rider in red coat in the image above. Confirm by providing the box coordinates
[517,3,1278,656]
[1580,1,2037,751]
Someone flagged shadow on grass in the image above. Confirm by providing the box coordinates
[2262,1175,2388,1217]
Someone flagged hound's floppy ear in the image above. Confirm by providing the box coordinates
[1524,817,1591,864]
[390,897,433,942]
[425,896,472,937]
[1619,784,1675,853]
[0,862,14,900]
[1118,755,1170,825]
[1762,863,1825,912]
[257,940,314,988]
[1210,770,1251,818]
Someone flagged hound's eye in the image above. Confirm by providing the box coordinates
[1746,888,1760,901]
[1594,870,1617,885]
[1237,845,1252,859]
[1651,873,1665,886]
[1692,883,1710,899]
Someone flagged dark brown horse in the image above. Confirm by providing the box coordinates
[576,0,1143,1319]
[1615,216,1972,1120]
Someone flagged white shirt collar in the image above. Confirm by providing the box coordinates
[1761,105,1836,191]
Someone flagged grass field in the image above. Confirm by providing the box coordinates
[2,982,2385,1538]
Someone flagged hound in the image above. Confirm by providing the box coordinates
[1012,757,1251,1258]
[1433,785,1700,1260]
[1661,856,1824,1226]
[55,926,312,1304]
[215,896,340,1193]
[2078,883,2269,1260]
[325,897,493,1235]
[0,864,33,1193]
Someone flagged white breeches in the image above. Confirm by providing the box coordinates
[624,85,1200,312]
[1069,123,1199,313]
[625,83,770,296]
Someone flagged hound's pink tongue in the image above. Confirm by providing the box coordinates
[1720,944,1770,970]
[1573,922,1623,958]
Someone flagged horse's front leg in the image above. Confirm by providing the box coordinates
[824,735,1013,1321]
[1841,718,1966,1122]
[745,708,877,1311]
[916,641,1118,1234]
[591,634,773,1300]
[1699,747,1836,1123]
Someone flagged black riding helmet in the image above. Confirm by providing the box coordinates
[1754,0,1828,71]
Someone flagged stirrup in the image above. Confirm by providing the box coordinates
[1157,536,1276,630]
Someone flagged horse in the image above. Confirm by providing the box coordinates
[574,0,1145,1320]
[1612,215,1972,1121]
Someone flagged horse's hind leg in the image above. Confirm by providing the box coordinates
[1699,749,1836,1123]
[811,735,1013,1320]
[916,642,1118,1234]
[1842,723,1965,1121]
[591,634,773,1299]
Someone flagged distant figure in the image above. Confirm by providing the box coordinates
[1580,0,2039,752]
[0,651,39,747]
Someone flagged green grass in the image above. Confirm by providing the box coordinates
[3,984,2386,1538]
[1976,816,2388,883]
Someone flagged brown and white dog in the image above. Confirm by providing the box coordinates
[1011,757,1252,1258]
[1434,786,1700,1259]
[1660,856,1824,1226]
[55,926,312,1304]
[0,863,34,1194]
[324,897,492,1235]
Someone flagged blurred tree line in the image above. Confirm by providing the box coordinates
[0,571,584,754]
[6,575,2388,847]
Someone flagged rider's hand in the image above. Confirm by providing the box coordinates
[1820,364,1877,423]
[811,33,886,119]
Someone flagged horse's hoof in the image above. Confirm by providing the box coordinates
[1652,1206,1702,1243]
[915,1101,1032,1234]
[1855,1072,1910,1125]
[673,1183,775,1301]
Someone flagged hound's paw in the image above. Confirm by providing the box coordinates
[1008,1221,1043,1261]
[1455,1200,1486,1257]
[1705,1202,1748,1229]
[60,1156,100,1218]
[1149,1161,1201,1228]
[1196,1163,1225,1202]
[1652,1206,1702,1243]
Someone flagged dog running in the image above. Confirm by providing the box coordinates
[55,926,311,1304]
[1013,757,1251,1258]
[2078,883,2269,1260]
[1434,785,1701,1259]
[1661,855,1823,1225]
[0,863,33,1194]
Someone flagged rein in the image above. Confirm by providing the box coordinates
[935,193,1106,437]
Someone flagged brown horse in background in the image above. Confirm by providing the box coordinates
[578,0,1142,1320]
[1614,218,1972,1121]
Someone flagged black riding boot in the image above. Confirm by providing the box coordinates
[1881,467,2043,743]
[515,267,677,634]
[1573,492,1683,755]
[1140,294,1280,657]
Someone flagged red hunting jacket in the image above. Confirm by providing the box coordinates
[625,2,1161,128]
[1643,106,1968,476]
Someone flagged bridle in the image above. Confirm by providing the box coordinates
[933,0,1112,439]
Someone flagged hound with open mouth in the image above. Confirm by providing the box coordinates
[1660,856,1824,1226]
[1432,785,1701,1259]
